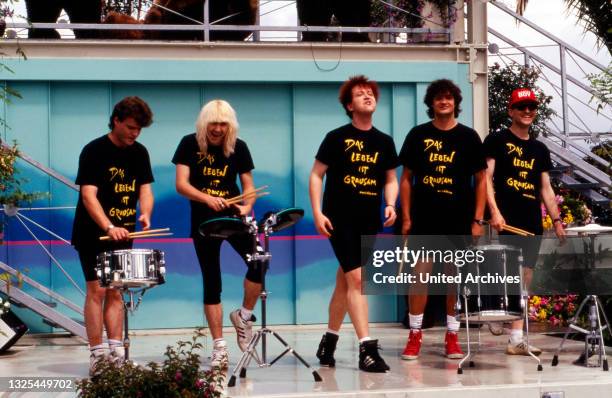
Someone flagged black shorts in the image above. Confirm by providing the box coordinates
[498,234,542,268]
[329,225,377,273]
[76,242,132,282]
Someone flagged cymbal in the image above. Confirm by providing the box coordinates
[565,223,612,233]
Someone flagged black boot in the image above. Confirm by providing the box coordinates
[316,332,338,367]
[359,339,389,373]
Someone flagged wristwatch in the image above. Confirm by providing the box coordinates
[472,219,487,226]
[553,218,562,225]
[106,224,115,233]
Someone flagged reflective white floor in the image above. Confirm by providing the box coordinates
[2,325,612,397]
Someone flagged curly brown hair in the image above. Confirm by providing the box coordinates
[108,96,153,129]
[338,75,380,118]
[424,79,462,119]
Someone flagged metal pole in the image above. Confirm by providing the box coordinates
[253,1,260,42]
[204,0,210,42]
[560,45,569,147]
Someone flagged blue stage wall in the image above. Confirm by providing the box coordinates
[1,58,472,332]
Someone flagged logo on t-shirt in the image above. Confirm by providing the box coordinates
[505,143,536,199]
[107,166,137,223]
[343,138,379,196]
[422,138,455,195]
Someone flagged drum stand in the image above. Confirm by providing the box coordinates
[551,295,610,371]
[119,288,146,362]
[227,217,322,387]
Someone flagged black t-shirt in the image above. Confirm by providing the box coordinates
[315,123,399,231]
[172,133,254,237]
[399,122,487,229]
[72,135,154,250]
[483,128,552,235]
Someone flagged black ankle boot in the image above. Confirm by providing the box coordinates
[359,339,389,373]
[316,332,338,367]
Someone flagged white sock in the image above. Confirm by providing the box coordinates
[447,315,460,333]
[240,307,253,321]
[409,313,423,330]
[89,343,108,352]
[213,338,227,349]
[108,339,122,350]
[359,336,372,343]
[510,329,523,345]
[326,329,339,336]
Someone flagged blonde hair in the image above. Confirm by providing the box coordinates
[195,99,239,158]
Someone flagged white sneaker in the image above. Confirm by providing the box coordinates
[506,340,542,356]
[230,309,255,352]
[211,341,229,368]
[89,348,109,376]
[109,345,125,364]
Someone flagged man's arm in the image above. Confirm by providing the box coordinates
[175,164,227,212]
[138,183,154,230]
[383,169,398,227]
[485,157,505,231]
[309,160,333,237]
[472,169,487,236]
[81,185,129,241]
[399,168,412,234]
[540,171,566,241]
[234,171,255,216]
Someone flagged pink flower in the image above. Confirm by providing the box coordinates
[195,379,205,389]
[174,371,182,382]
[550,315,561,326]
[554,303,563,312]
[541,204,548,217]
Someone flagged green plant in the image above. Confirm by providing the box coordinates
[77,328,225,398]
[0,141,46,206]
[586,62,611,114]
[488,62,555,138]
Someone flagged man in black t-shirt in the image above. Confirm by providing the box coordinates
[172,99,260,369]
[309,75,399,373]
[484,88,566,356]
[72,96,154,375]
[399,79,487,361]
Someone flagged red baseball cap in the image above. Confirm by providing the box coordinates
[509,88,539,108]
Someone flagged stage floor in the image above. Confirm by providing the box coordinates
[2,324,612,397]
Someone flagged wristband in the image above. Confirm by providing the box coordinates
[385,204,397,212]
[106,224,115,233]
[472,219,487,226]
[553,218,562,225]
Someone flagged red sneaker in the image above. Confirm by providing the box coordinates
[445,331,464,359]
[401,329,422,360]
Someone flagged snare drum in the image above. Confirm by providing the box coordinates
[456,244,523,322]
[97,249,166,289]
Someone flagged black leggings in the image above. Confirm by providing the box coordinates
[193,234,262,305]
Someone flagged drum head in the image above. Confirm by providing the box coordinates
[199,217,250,239]
[258,207,304,233]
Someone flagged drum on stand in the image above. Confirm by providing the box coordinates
[96,249,166,289]
[456,244,523,323]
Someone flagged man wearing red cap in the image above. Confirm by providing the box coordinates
[484,88,566,355]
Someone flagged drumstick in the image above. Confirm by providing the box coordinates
[226,191,270,205]
[129,228,170,236]
[131,232,173,239]
[225,185,269,204]
[502,224,534,236]
[99,230,172,240]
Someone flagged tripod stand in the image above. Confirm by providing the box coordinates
[551,295,610,370]
[227,213,322,387]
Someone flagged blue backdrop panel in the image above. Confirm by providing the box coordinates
[0,61,473,332]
